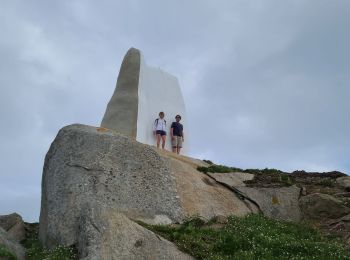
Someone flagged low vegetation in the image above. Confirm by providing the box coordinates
[318,178,335,187]
[143,214,350,260]
[197,164,244,174]
[202,159,214,165]
[22,223,77,260]
[198,162,295,187]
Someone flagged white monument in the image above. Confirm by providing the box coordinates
[101,48,188,154]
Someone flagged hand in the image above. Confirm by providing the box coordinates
[182,137,184,142]
[171,136,175,140]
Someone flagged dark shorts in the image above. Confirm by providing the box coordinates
[156,130,166,136]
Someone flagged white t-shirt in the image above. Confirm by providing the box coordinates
[153,118,167,131]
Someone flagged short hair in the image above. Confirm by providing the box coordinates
[159,111,164,116]
[175,114,181,119]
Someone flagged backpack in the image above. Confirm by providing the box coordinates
[155,118,166,127]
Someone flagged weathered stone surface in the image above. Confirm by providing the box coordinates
[0,227,25,260]
[236,186,302,222]
[300,193,350,221]
[207,172,254,187]
[327,214,350,244]
[336,177,350,189]
[78,205,193,260]
[0,213,25,242]
[39,124,255,249]
[208,173,302,222]
[158,150,259,220]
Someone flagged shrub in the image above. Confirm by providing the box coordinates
[244,168,286,175]
[319,178,335,187]
[203,159,214,165]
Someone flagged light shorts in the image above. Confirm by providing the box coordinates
[172,136,183,148]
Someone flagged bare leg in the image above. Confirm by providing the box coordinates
[177,147,181,154]
[172,147,176,153]
[156,134,161,148]
[161,135,166,149]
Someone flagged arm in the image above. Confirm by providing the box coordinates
[153,120,157,135]
[182,131,185,141]
[170,127,174,139]
[170,122,174,139]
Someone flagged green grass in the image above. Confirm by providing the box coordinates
[142,214,350,260]
[22,223,77,260]
[0,244,16,260]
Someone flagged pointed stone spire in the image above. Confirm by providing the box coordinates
[101,48,141,137]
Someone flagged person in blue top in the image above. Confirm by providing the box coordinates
[170,114,184,154]
[153,111,167,149]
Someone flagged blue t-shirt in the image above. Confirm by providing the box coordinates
[171,122,183,136]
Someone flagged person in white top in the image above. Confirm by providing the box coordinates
[153,111,167,149]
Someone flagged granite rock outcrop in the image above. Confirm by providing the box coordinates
[39,124,257,251]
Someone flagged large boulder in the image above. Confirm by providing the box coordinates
[299,193,350,221]
[39,124,256,248]
[0,227,25,260]
[0,213,25,242]
[78,205,193,260]
[208,173,302,222]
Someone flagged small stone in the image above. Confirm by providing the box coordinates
[215,215,228,224]
[301,187,307,196]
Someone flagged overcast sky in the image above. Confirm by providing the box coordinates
[1,0,349,222]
